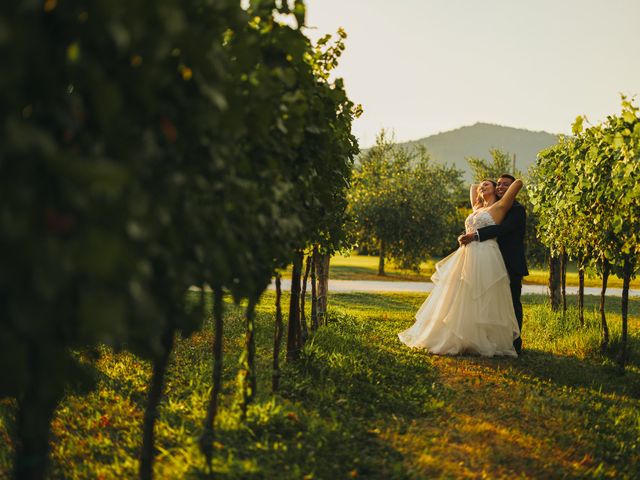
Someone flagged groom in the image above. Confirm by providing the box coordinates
[458,173,529,354]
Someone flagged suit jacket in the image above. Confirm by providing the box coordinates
[477,201,529,277]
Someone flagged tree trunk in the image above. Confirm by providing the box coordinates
[578,260,585,327]
[200,287,224,467]
[549,254,562,311]
[618,257,633,372]
[140,324,175,480]
[286,251,303,361]
[561,251,567,313]
[246,298,257,409]
[311,247,319,331]
[13,349,59,480]
[272,275,284,392]
[316,252,330,325]
[238,298,258,420]
[300,255,311,343]
[600,259,610,352]
[378,239,386,276]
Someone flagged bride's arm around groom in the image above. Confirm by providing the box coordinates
[460,178,524,245]
[474,178,527,273]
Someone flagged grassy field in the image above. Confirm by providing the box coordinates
[1,292,639,478]
[326,254,640,289]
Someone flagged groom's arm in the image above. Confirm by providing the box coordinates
[476,205,526,241]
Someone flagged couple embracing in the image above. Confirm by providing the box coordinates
[399,174,528,357]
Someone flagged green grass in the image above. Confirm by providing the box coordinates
[329,255,438,282]
[1,292,639,478]
[308,254,640,289]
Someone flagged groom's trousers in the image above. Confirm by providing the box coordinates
[509,274,523,352]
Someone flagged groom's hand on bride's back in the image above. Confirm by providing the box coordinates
[458,233,475,246]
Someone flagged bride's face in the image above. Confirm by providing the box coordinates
[478,180,496,198]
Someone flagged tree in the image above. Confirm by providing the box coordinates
[529,139,576,312]
[0,0,362,477]
[349,131,463,274]
[283,28,360,358]
[530,97,640,370]
[466,148,515,181]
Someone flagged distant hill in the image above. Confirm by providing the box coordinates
[392,123,559,181]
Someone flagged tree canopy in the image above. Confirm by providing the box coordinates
[349,131,463,273]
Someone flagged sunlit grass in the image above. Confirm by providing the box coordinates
[524,267,640,289]
[0,292,638,478]
[329,254,437,282]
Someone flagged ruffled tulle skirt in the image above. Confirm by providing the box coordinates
[398,239,520,357]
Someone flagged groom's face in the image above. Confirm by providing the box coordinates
[496,177,513,199]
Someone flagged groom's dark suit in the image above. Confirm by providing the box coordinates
[476,201,528,353]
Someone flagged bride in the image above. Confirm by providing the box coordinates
[398,179,522,357]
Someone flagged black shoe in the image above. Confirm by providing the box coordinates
[513,338,522,356]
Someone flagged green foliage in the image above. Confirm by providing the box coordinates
[296,30,361,256]
[530,97,640,274]
[530,97,640,368]
[349,130,464,271]
[0,0,243,427]
[466,147,516,181]
[0,0,360,475]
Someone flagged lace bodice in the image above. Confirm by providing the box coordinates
[465,210,496,234]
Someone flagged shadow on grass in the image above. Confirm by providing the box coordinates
[194,292,640,478]
[26,290,637,479]
[281,316,447,477]
[450,348,640,475]
[517,293,640,397]
[483,347,640,399]
[190,308,447,479]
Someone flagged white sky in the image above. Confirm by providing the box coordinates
[304,0,640,148]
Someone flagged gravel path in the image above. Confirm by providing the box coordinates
[270,279,640,297]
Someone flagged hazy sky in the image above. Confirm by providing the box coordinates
[304,0,640,147]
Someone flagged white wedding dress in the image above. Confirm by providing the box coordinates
[398,210,520,357]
